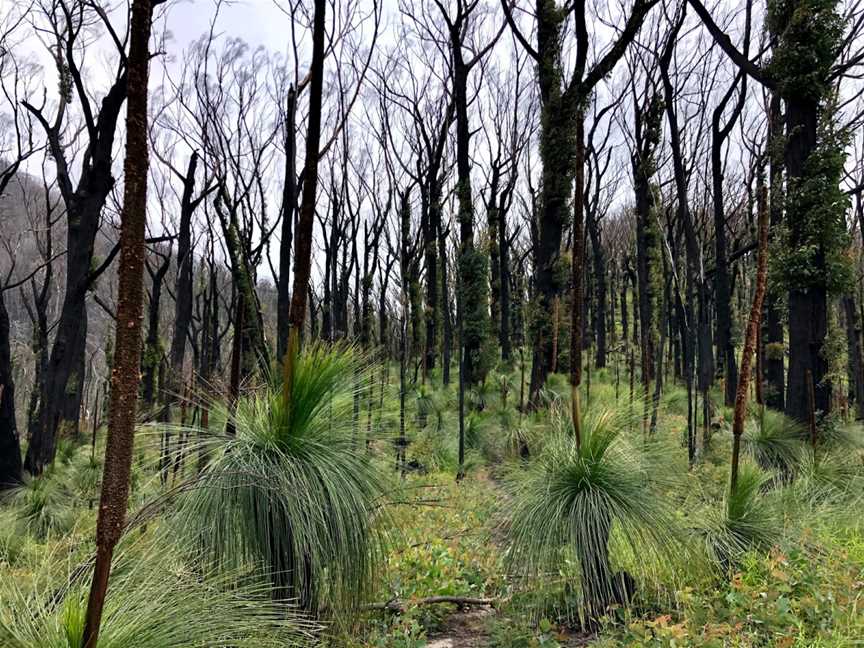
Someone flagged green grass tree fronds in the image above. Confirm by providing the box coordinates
[742,409,805,476]
[0,539,314,647]
[698,463,780,571]
[174,343,388,618]
[505,406,681,625]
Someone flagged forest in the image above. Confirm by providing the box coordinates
[1,0,864,645]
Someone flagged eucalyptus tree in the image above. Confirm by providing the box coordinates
[583,92,623,370]
[626,65,663,431]
[21,0,138,475]
[148,108,216,419]
[429,0,504,387]
[18,160,62,454]
[712,66,748,407]
[276,0,382,362]
[688,0,864,423]
[195,37,278,380]
[0,28,42,487]
[503,0,657,441]
[657,3,727,462]
[141,243,172,408]
[356,142,389,349]
[480,48,532,364]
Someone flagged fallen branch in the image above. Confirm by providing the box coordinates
[363,595,497,613]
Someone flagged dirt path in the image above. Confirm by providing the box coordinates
[425,606,495,648]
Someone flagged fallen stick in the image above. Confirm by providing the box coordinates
[363,595,497,613]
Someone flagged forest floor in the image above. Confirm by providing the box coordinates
[426,606,495,648]
[2,365,863,647]
[350,368,864,648]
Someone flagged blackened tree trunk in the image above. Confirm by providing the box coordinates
[0,289,21,489]
[712,73,746,406]
[843,295,864,419]
[24,80,128,473]
[142,252,171,407]
[499,222,514,362]
[688,0,850,424]
[277,86,297,362]
[82,0,156,641]
[570,109,587,442]
[448,17,491,388]
[439,220,453,385]
[525,4,574,407]
[361,205,385,348]
[504,0,656,413]
[783,96,833,423]
[585,205,606,368]
[24,262,52,447]
[632,94,663,402]
[215,191,270,379]
[282,0,326,403]
[764,92,785,410]
[487,167,502,360]
[167,152,205,409]
[423,108,451,372]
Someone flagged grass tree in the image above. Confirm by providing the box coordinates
[174,343,387,616]
[730,161,770,494]
[703,150,778,572]
[0,540,313,647]
[82,0,159,644]
[506,406,678,624]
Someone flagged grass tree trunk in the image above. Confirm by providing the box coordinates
[282,0,325,403]
[730,168,770,493]
[570,110,586,446]
[82,0,156,642]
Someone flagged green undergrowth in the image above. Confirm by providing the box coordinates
[2,355,863,647]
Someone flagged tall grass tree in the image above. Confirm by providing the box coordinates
[174,344,387,617]
[83,1,160,644]
[505,406,679,624]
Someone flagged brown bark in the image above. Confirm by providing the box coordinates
[730,174,770,494]
[82,0,156,644]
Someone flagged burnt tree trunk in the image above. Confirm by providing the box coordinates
[784,98,829,423]
[24,72,130,474]
[142,252,171,407]
[711,73,746,406]
[843,295,864,419]
[763,92,785,410]
[282,0,326,403]
[585,203,606,368]
[167,151,204,413]
[0,290,21,489]
[277,86,297,362]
